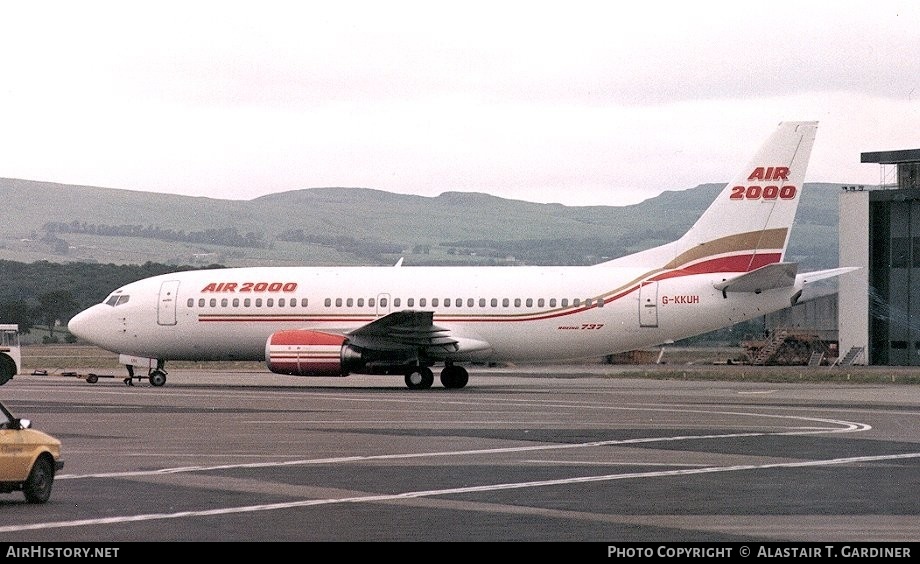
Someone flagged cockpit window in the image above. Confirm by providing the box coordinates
[105,295,130,307]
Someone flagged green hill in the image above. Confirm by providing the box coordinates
[0,178,840,270]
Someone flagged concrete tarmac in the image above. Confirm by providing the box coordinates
[0,367,919,545]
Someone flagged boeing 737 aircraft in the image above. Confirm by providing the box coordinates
[67,121,853,389]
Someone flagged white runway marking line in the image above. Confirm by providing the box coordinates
[57,410,871,480]
[3,451,920,534]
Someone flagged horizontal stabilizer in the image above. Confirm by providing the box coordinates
[713,262,798,293]
[795,266,860,287]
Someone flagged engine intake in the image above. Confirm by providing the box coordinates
[265,330,364,376]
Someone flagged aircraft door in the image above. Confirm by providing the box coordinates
[158,280,180,326]
[376,293,391,317]
[639,281,658,328]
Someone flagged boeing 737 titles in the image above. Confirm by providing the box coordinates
[66,121,855,389]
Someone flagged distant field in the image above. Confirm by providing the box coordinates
[19,344,264,373]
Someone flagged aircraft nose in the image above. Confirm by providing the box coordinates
[67,307,101,342]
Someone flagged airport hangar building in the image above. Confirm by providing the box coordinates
[839,147,920,366]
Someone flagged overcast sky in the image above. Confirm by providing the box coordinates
[2,1,918,206]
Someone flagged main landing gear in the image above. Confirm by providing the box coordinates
[123,360,167,387]
[404,364,469,390]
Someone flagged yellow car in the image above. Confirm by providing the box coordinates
[0,400,63,503]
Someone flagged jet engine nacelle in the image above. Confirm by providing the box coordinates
[265,330,364,376]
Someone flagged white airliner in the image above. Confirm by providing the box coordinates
[68,121,854,389]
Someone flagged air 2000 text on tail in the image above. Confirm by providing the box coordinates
[67,121,854,389]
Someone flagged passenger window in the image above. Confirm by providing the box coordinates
[538,298,545,307]
[394,298,401,307]
[244,298,251,307]
[408,298,415,307]
[335,298,342,307]
[467,298,474,307]
[221,298,228,307]
[457,298,464,307]
[479,298,486,307]
[491,298,497,307]
[209,298,217,307]
[198,298,205,307]
[550,298,557,307]
[443,299,450,308]
[347,298,354,307]
[358,298,365,307]
[256,298,263,307]
[561,299,569,307]
[380,298,388,307]
[187,298,194,307]
[324,298,331,307]
[526,298,533,307]
[432,298,439,307]
[267,298,274,307]
[420,298,426,307]
[573,298,581,307]
[514,298,521,307]
[369,298,375,307]
[278,298,286,307]
[233,298,239,307]
[502,298,509,307]
[597,298,604,308]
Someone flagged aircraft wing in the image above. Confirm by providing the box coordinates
[714,262,798,293]
[346,310,459,352]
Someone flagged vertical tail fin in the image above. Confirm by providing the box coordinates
[604,121,817,273]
